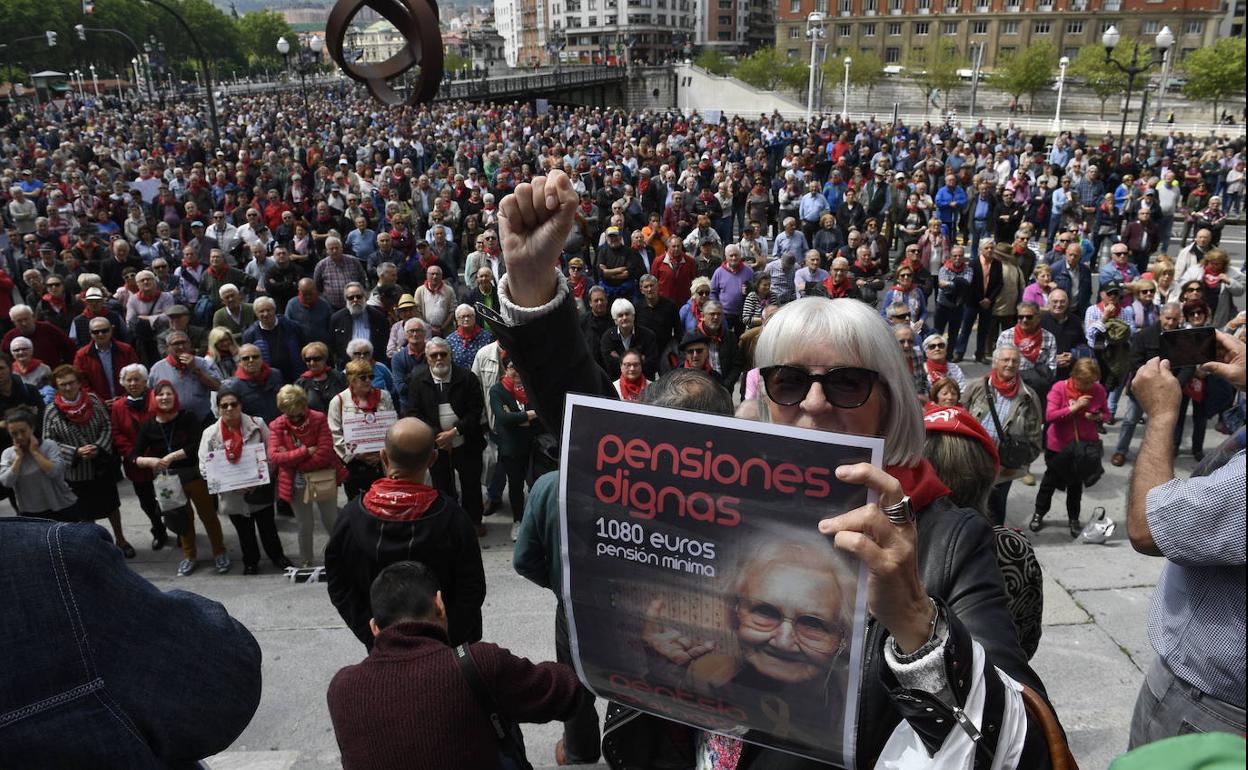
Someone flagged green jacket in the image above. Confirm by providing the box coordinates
[512,471,562,595]
[488,382,536,457]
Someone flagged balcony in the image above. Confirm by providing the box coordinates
[1005,3,1021,10]
[975,3,990,9]
[1036,2,1052,9]
[917,5,931,11]
[889,5,903,12]
[1102,0,1119,8]
[1069,0,1086,7]
[865,7,876,12]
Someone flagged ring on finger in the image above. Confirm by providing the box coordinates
[881,495,914,527]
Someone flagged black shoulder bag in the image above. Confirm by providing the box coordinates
[983,379,1032,470]
[453,644,534,770]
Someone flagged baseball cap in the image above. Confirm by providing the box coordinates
[605,226,621,236]
[191,220,204,228]
[1101,280,1122,294]
[38,243,55,252]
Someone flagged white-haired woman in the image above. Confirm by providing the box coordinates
[489,173,1057,769]
[344,338,399,408]
[447,304,493,371]
[9,336,51,390]
[679,276,713,332]
[204,326,240,382]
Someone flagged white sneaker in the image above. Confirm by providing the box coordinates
[510,522,520,542]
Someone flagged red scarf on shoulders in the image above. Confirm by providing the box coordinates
[924,358,948,384]
[456,325,482,343]
[13,357,45,376]
[138,288,162,303]
[1065,377,1092,401]
[502,374,527,407]
[363,477,440,521]
[351,387,381,412]
[618,376,647,402]
[570,274,588,299]
[1012,325,1043,363]
[221,419,245,463]
[209,264,229,281]
[42,291,66,311]
[234,362,272,384]
[424,277,444,293]
[989,371,1020,399]
[298,289,321,309]
[165,352,190,371]
[1203,262,1222,288]
[824,276,855,298]
[54,392,94,425]
[698,321,721,346]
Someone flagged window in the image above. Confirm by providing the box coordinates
[1066,20,1083,33]
[916,0,932,9]
[718,30,731,39]
[864,0,877,10]
[840,23,852,35]
[588,15,597,24]
[1063,46,1079,58]
[840,0,853,11]
[718,0,732,7]
[887,21,902,34]
[789,25,802,37]
[915,21,930,34]
[971,20,988,33]
[1141,20,1159,33]
[718,14,732,23]
[999,45,1016,58]
[1001,20,1018,33]
[889,0,903,11]
[1033,20,1051,33]
[863,22,877,34]
[1005,0,1021,8]
[885,46,901,61]
[787,48,800,58]
[942,21,958,34]
[789,0,801,11]
[1099,21,1115,33]
[1184,19,1204,34]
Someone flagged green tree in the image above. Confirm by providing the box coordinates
[1181,38,1247,123]
[824,49,885,107]
[735,47,798,91]
[989,40,1055,111]
[695,48,734,76]
[1067,38,1157,120]
[906,43,964,114]
[237,10,294,68]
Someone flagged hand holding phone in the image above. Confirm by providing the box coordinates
[1159,327,1216,369]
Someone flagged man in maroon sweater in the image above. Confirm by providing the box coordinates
[327,561,585,770]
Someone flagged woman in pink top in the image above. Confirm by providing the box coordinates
[1030,358,1110,537]
[1021,263,1054,309]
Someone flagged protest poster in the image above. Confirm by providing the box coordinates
[203,443,270,495]
[558,394,883,767]
[341,409,398,455]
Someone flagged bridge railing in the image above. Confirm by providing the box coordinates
[437,65,625,101]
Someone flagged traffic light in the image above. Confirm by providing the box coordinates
[75,24,86,41]
[46,30,58,47]
[83,0,95,13]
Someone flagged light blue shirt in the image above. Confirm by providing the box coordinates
[95,346,116,398]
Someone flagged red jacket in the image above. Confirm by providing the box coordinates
[110,394,153,482]
[654,254,697,307]
[267,409,346,504]
[73,340,139,403]
[2,322,76,369]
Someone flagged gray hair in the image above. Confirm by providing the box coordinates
[454,303,476,319]
[752,298,925,466]
[346,338,374,357]
[611,298,635,318]
[426,336,451,354]
[993,344,1020,363]
[701,300,723,314]
[8,335,33,352]
[642,369,733,415]
[1016,300,1040,315]
[135,270,156,283]
[924,432,995,516]
[218,283,239,299]
[253,296,276,313]
[8,305,33,322]
[120,363,149,380]
[404,317,430,333]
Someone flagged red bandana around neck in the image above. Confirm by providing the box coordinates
[618,375,647,402]
[138,288,162,303]
[1064,377,1092,401]
[698,321,721,345]
[351,386,381,412]
[165,352,190,371]
[363,477,440,521]
[989,370,1020,399]
[1012,325,1043,363]
[1202,263,1222,288]
[42,292,66,311]
[54,392,94,425]
[235,361,272,384]
[456,325,482,343]
[924,358,948,384]
[221,419,245,463]
[502,374,527,407]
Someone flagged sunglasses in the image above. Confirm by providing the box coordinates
[90,328,111,335]
[427,351,449,359]
[890,313,911,321]
[239,354,261,362]
[303,356,325,363]
[760,365,879,408]
[925,342,947,350]
[219,402,241,410]
[694,290,710,296]
[1018,314,1037,321]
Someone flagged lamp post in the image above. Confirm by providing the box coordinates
[805,11,825,122]
[841,55,852,123]
[1102,24,1173,157]
[89,64,99,98]
[71,70,83,99]
[1053,55,1069,133]
[277,35,323,128]
[1151,25,1175,123]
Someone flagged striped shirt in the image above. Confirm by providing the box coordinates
[1145,450,1246,707]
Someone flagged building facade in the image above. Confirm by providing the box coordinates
[697,0,776,52]
[775,0,1221,70]
[546,0,701,64]
[496,0,551,67]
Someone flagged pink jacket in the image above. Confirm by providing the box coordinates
[1044,380,1110,452]
[267,409,347,504]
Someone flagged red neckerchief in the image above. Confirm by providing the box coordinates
[942,258,962,273]
[618,375,647,402]
[723,260,743,274]
[501,374,527,407]
[221,419,245,463]
[989,370,1020,399]
[683,359,714,373]
[83,305,109,319]
[181,257,199,271]
[885,460,952,513]
[298,291,320,309]
[456,325,482,343]
[424,277,444,293]
[209,264,229,281]
[1182,376,1205,402]
[1097,301,1119,320]
[42,292,65,311]
[363,477,440,521]
[234,362,272,384]
[824,276,854,298]
[924,358,948,384]
[138,288,161,303]
[420,250,439,269]
[1012,325,1043,363]
[698,321,720,345]
[165,352,189,371]
[54,392,94,425]
[1203,263,1222,288]
[351,386,381,412]
[1065,377,1092,401]
[12,357,45,376]
[570,275,587,299]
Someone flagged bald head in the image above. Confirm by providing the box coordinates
[382,417,437,477]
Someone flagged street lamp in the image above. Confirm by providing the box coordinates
[89,64,99,99]
[1102,24,1173,157]
[277,34,323,126]
[805,11,825,122]
[1152,25,1176,123]
[841,55,852,123]
[1053,55,1069,133]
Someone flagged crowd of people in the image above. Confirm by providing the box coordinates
[0,84,1244,769]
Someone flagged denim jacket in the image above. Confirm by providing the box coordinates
[0,518,262,768]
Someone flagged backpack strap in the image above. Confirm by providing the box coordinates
[453,644,508,742]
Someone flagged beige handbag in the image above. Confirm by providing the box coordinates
[302,468,339,503]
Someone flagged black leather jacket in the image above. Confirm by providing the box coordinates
[485,287,1053,770]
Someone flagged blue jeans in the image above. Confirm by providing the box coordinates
[955,303,992,359]
[933,304,961,340]
[1174,394,1208,455]
[970,220,989,256]
[1114,396,1143,456]
[1157,212,1175,253]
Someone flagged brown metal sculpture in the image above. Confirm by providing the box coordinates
[325,0,444,105]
